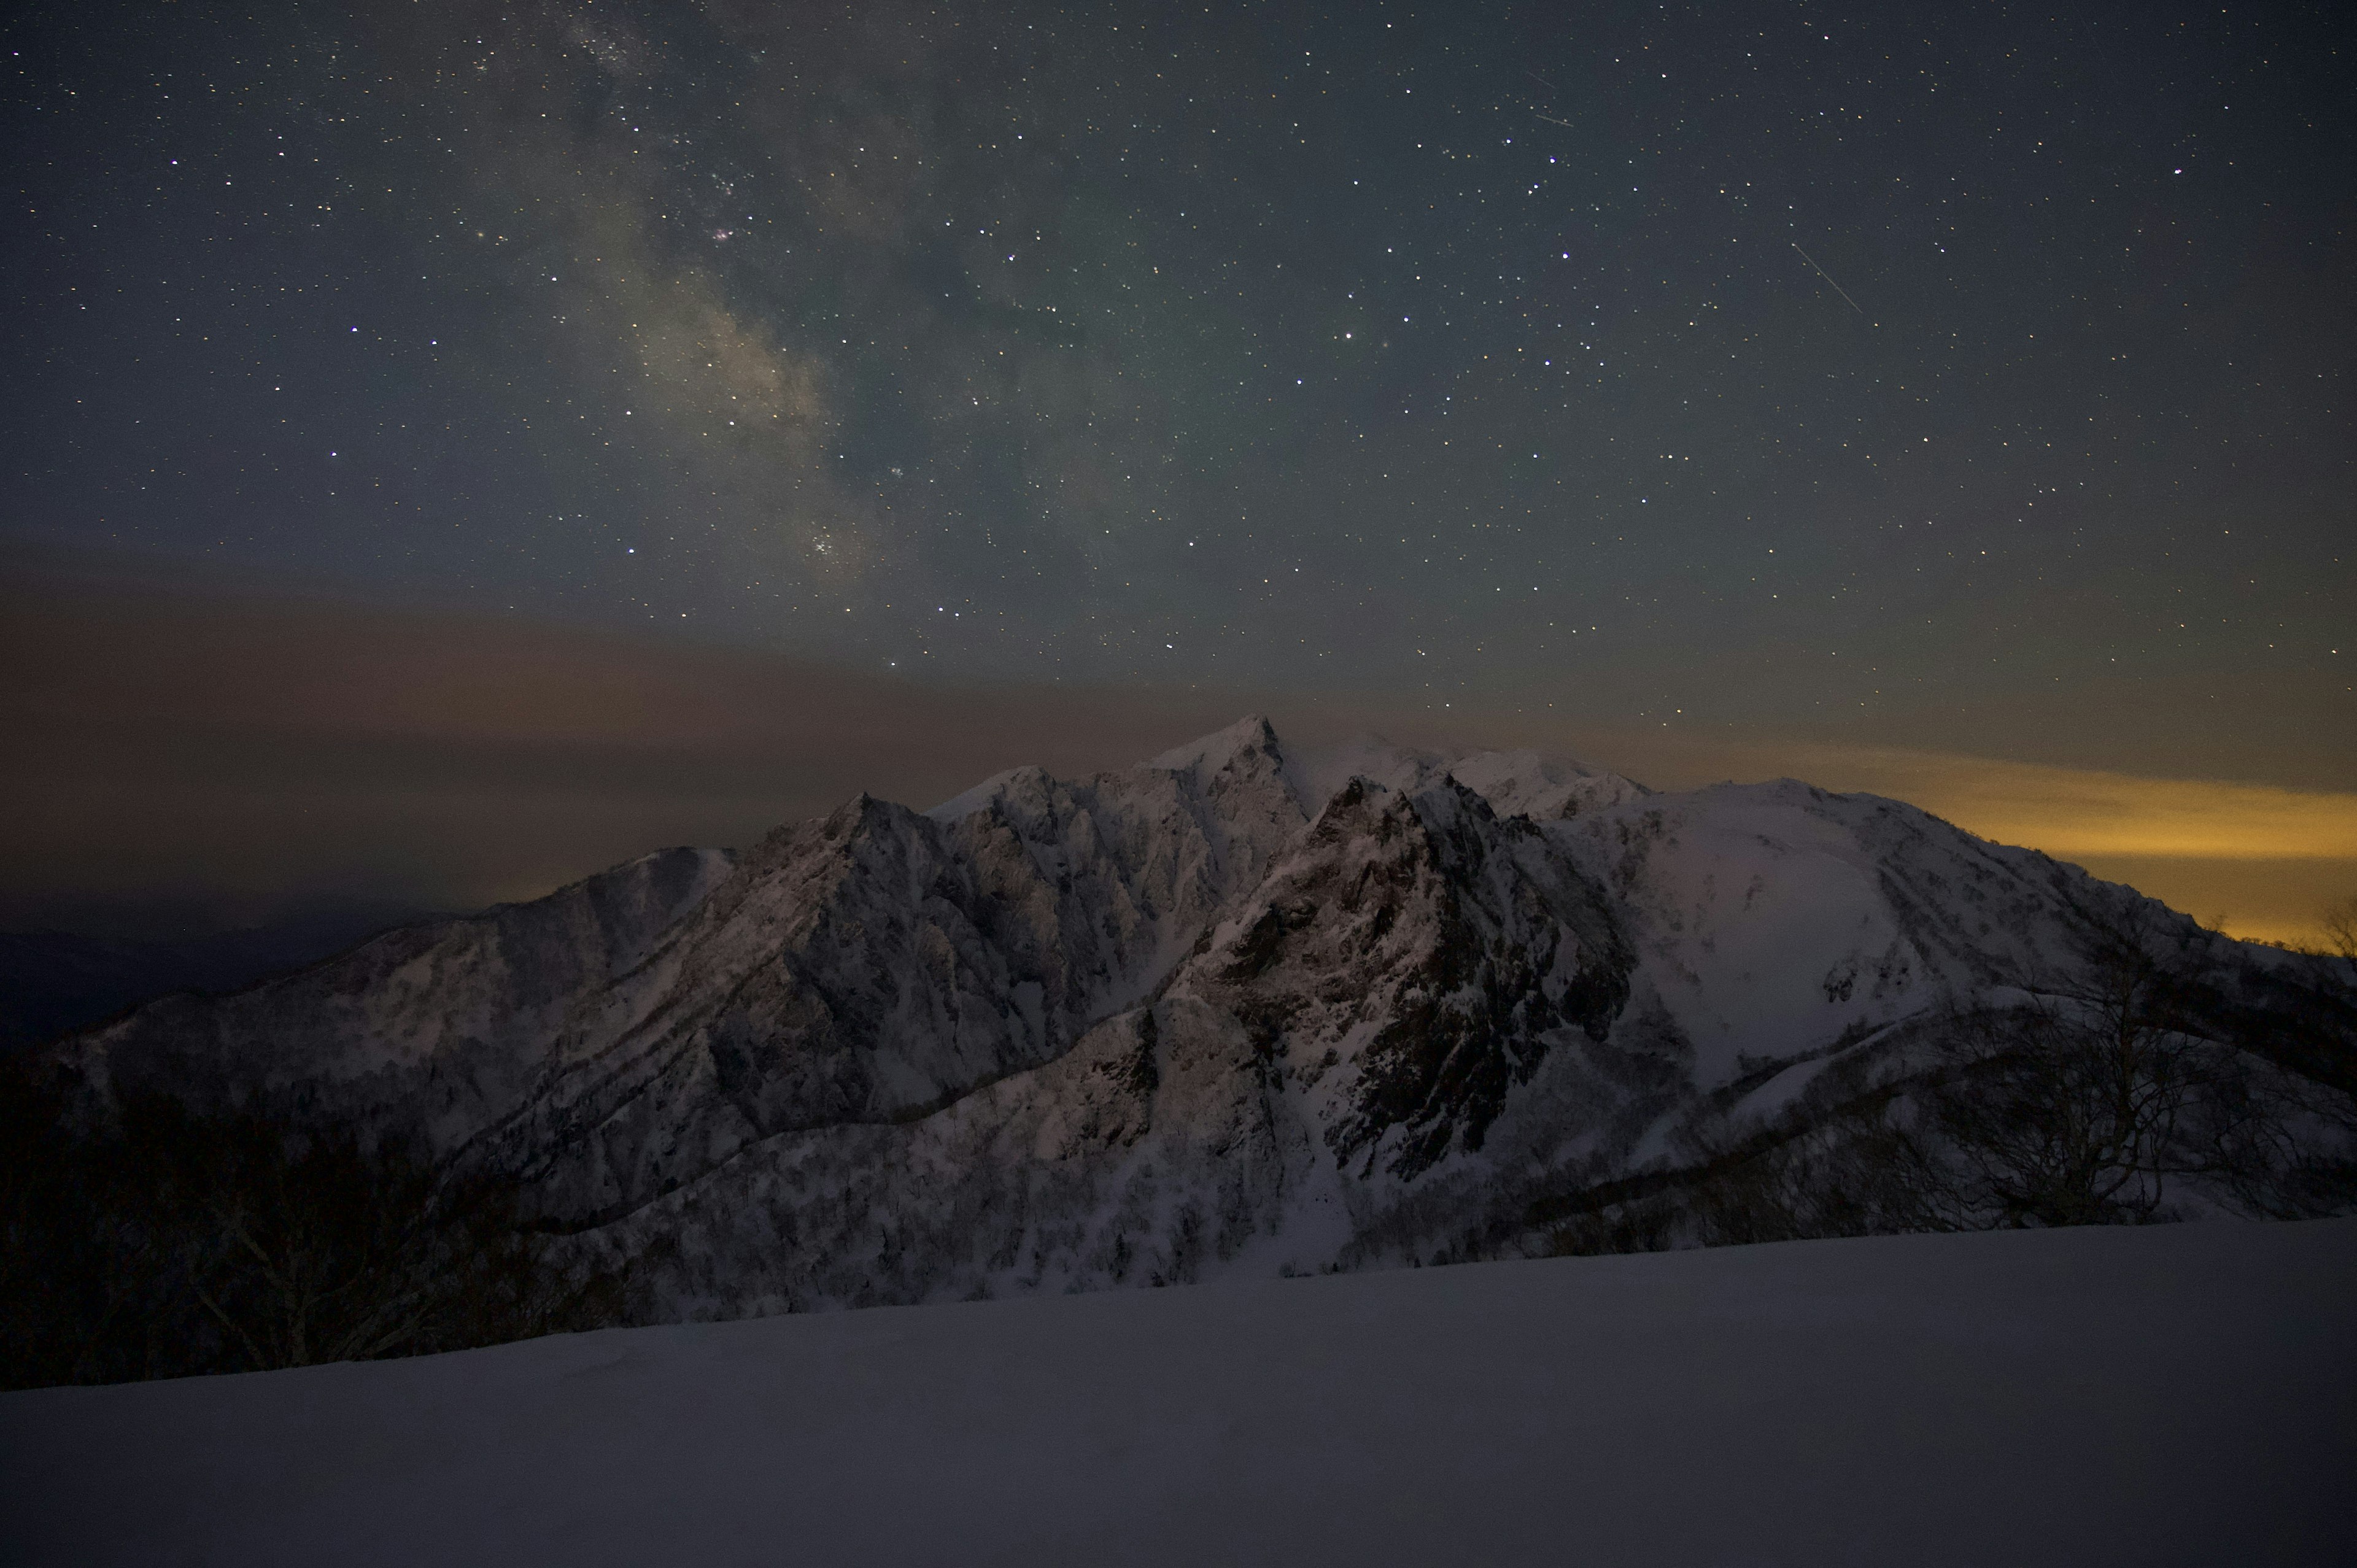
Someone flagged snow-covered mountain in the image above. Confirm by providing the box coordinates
[45,717,2354,1316]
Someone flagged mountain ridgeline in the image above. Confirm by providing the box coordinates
[14,718,2355,1377]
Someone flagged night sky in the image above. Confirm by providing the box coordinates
[3,0,2353,938]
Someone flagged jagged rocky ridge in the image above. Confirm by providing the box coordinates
[48,718,2357,1315]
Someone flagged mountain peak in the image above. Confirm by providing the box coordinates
[1147,713,1286,777]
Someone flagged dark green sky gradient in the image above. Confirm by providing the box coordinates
[5,0,2350,778]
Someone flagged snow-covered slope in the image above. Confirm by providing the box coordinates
[5,1219,2350,1568]
[42,717,2348,1311]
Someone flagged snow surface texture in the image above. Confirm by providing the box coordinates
[46,717,2329,1312]
[4,1219,2351,1567]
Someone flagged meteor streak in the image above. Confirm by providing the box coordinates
[1791,242,1866,315]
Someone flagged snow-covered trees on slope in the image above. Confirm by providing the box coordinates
[0,1078,617,1388]
[1542,903,2357,1253]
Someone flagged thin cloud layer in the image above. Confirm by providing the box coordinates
[5,574,2347,946]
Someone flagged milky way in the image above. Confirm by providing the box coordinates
[4,0,2350,770]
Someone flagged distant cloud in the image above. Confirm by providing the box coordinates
[0,570,1240,932]
[1825,751,2357,863]
[4,569,2348,948]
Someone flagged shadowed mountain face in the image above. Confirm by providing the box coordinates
[43,719,2357,1316]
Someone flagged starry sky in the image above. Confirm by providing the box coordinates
[3,0,2353,937]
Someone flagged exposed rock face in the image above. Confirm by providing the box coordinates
[45,717,2352,1316]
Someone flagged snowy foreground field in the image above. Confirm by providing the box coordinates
[6,1221,2353,1567]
